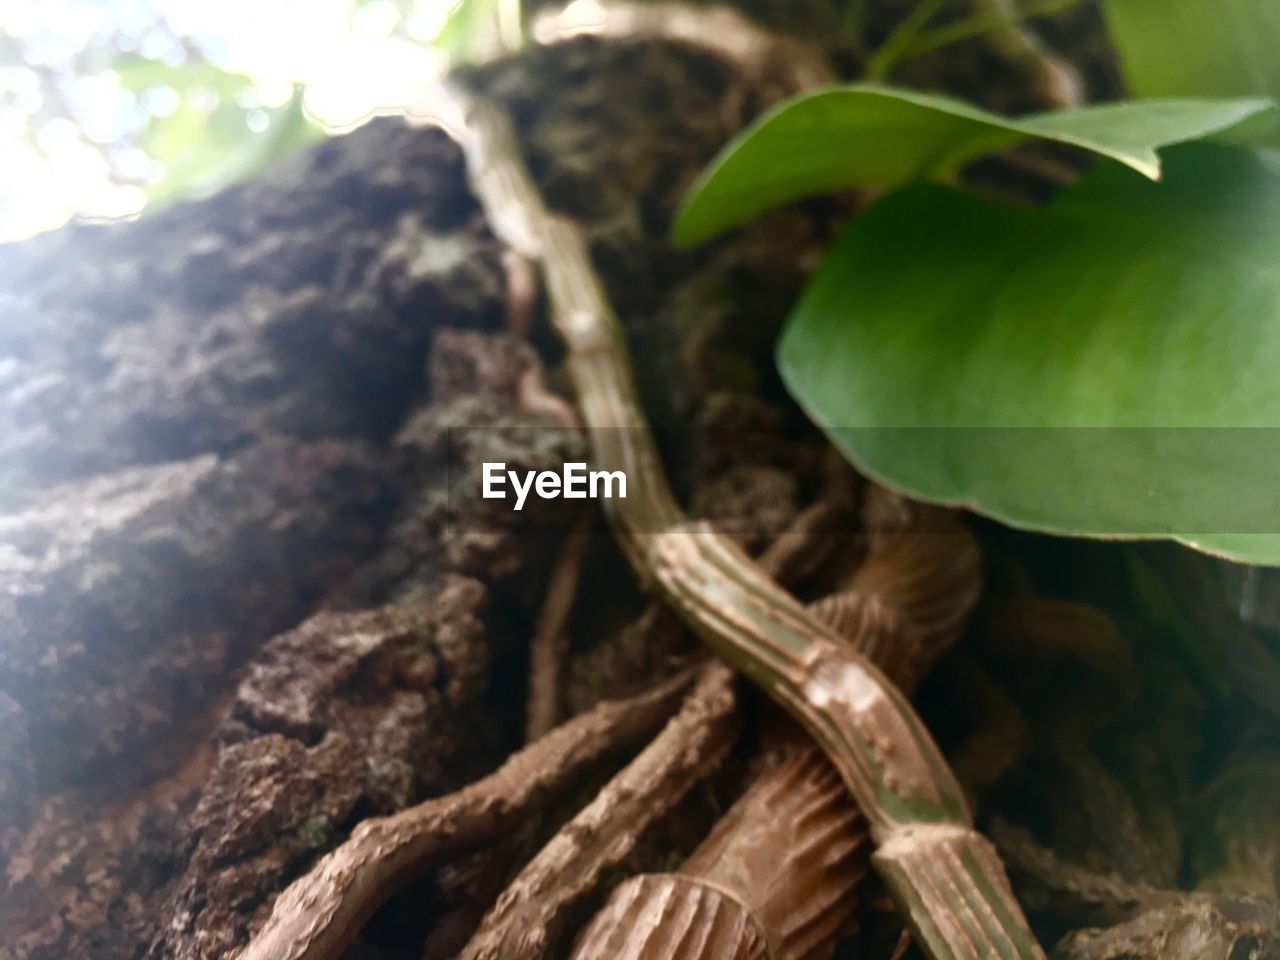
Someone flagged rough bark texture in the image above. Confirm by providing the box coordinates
[0,8,835,957]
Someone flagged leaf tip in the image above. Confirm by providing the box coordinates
[1127,150,1164,182]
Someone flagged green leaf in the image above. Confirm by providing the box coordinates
[777,144,1280,565]
[672,85,1274,246]
[1103,0,1280,103]
[150,91,320,203]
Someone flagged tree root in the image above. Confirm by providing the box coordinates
[240,7,1051,957]
[995,820,1280,960]
[234,668,696,960]
[455,660,740,960]
[526,515,594,740]
[442,69,1047,957]
[756,499,852,585]
[569,497,981,960]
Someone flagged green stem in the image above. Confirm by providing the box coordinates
[447,89,1047,960]
[904,0,1085,59]
[865,0,950,81]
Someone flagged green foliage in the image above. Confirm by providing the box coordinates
[1,0,518,234]
[673,86,1272,246]
[1103,0,1280,104]
[675,2,1280,563]
[434,0,522,62]
[776,144,1280,564]
[114,56,321,203]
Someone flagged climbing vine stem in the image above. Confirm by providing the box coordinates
[864,0,949,80]
[904,0,1084,59]
[441,84,1047,960]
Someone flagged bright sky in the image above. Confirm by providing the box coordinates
[0,0,474,242]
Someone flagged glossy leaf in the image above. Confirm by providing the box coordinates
[672,85,1273,246]
[777,144,1280,565]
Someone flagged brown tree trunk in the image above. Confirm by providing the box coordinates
[0,0,1151,956]
[0,5,852,956]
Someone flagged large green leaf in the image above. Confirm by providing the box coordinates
[672,85,1273,246]
[777,144,1280,565]
[1103,0,1280,103]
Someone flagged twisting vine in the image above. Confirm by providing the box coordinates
[440,79,1047,960]
[233,5,1067,957]
[571,494,986,960]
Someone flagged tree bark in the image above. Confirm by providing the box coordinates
[0,4,846,957]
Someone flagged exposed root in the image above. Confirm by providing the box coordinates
[680,745,869,960]
[995,819,1280,960]
[756,499,852,586]
[234,669,696,960]
[852,496,983,652]
[517,365,582,431]
[526,517,594,740]
[571,872,771,960]
[503,250,539,338]
[982,597,1136,689]
[420,848,523,960]
[1058,895,1280,960]
[992,819,1165,924]
[945,664,1033,798]
[1151,548,1280,719]
[569,498,984,960]
[455,661,740,960]
[429,14,1045,956]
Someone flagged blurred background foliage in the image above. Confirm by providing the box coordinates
[0,0,516,242]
